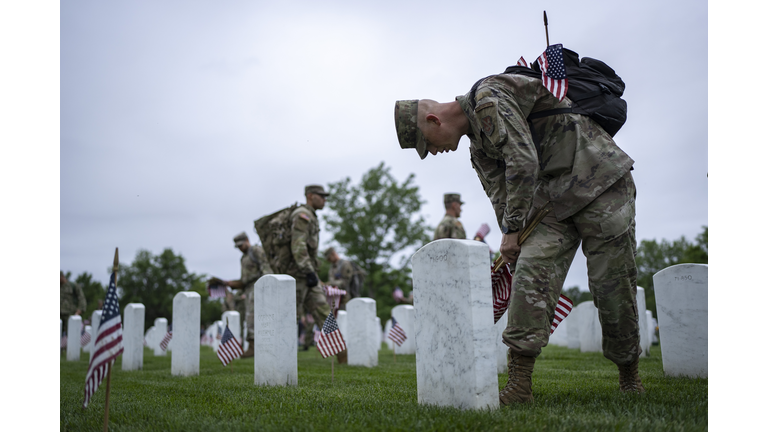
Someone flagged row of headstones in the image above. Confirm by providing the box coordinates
[407,240,708,410]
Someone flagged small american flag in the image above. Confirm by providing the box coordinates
[316,312,346,358]
[216,324,223,340]
[387,317,407,347]
[83,271,124,408]
[159,331,173,351]
[491,263,573,333]
[322,285,346,310]
[475,223,491,240]
[80,325,91,348]
[208,284,227,299]
[517,56,529,68]
[61,333,68,349]
[313,324,321,345]
[216,324,243,366]
[392,287,404,302]
[536,44,568,101]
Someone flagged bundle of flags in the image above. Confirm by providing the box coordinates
[491,262,573,334]
[83,271,124,408]
[216,324,243,366]
[207,284,227,299]
[159,331,173,351]
[80,325,91,348]
[322,285,346,311]
[392,287,404,302]
[387,317,407,347]
[474,223,491,241]
[315,312,346,358]
[516,43,568,102]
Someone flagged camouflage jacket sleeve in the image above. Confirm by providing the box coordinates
[328,260,354,291]
[290,212,316,275]
[255,246,273,275]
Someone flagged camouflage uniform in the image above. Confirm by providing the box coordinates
[60,274,86,334]
[327,258,355,310]
[234,233,273,339]
[434,193,467,240]
[285,203,331,329]
[453,73,640,365]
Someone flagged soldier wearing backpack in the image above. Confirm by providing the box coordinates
[394,46,643,405]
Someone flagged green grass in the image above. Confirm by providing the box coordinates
[60,344,706,431]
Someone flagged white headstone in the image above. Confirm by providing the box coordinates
[576,302,602,352]
[636,287,650,357]
[211,320,223,353]
[66,315,82,361]
[391,305,415,355]
[346,297,379,367]
[653,264,708,378]
[88,310,103,363]
[336,311,348,339]
[171,292,201,376]
[412,239,498,410]
[495,310,509,374]
[145,326,156,351]
[154,318,168,356]
[646,311,655,344]
[253,275,298,386]
[383,319,394,350]
[566,304,581,350]
[83,326,92,352]
[376,317,382,351]
[222,311,241,345]
[122,303,145,371]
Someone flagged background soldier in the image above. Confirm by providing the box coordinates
[433,193,466,240]
[60,270,86,337]
[395,71,642,404]
[221,232,272,358]
[325,247,355,310]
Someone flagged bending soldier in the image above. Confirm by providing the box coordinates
[324,247,355,310]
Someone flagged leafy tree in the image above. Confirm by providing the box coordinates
[117,248,208,329]
[635,226,708,316]
[323,162,431,321]
[74,272,105,320]
[562,285,593,306]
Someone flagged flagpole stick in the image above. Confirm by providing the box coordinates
[103,247,118,432]
[543,11,549,47]
[332,357,335,383]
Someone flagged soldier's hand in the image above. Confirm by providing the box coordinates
[306,272,319,288]
[499,232,521,266]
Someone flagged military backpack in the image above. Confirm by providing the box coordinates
[469,47,627,137]
[253,203,301,275]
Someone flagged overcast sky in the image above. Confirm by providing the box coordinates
[56,0,707,293]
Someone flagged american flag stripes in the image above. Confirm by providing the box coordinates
[491,263,573,333]
[322,285,346,310]
[313,324,321,345]
[61,333,68,349]
[216,324,243,366]
[83,271,124,408]
[159,331,173,351]
[316,312,346,358]
[517,56,529,68]
[80,325,91,348]
[387,317,407,347]
[536,44,568,101]
[208,284,227,299]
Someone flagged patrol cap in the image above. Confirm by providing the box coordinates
[305,184,330,197]
[444,193,464,205]
[324,247,336,259]
[394,100,428,160]
[233,231,249,247]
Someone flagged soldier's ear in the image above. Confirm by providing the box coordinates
[425,114,441,126]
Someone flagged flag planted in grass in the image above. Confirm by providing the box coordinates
[216,324,243,366]
[388,317,407,346]
[160,331,172,351]
[491,263,573,333]
[80,325,91,348]
[83,271,124,408]
[316,312,346,358]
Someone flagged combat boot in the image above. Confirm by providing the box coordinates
[618,358,645,393]
[241,337,254,358]
[499,351,536,405]
[336,350,347,364]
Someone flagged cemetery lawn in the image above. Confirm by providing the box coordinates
[60,344,706,431]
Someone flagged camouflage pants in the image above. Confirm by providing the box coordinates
[294,277,330,331]
[503,171,641,366]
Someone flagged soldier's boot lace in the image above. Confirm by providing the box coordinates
[499,350,535,405]
[618,358,646,393]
